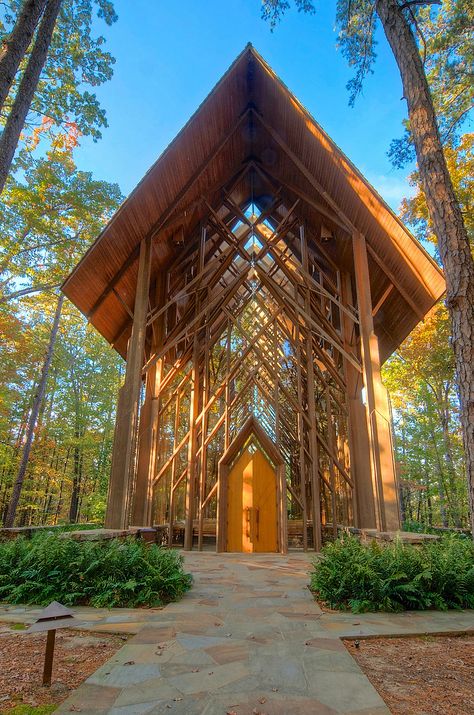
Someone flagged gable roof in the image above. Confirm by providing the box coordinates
[62,44,445,362]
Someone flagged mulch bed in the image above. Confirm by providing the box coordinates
[0,622,128,712]
[344,633,474,715]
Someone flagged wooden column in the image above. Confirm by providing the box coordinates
[273,320,280,445]
[168,390,181,546]
[224,318,231,450]
[197,320,210,550]
[294,306,308,550]
[184,226,206,550]
[131,272,166,526]
[341,272,377,528]
[352,232,400,531]
[105,236,152,529]
[300,224,322,551]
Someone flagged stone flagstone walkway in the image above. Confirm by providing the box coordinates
[2,552,473,714]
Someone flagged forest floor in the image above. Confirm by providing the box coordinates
[344,633,474,715]
[0,622,129,713]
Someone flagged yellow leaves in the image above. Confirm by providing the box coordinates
[24,116,54,151]
[383,302,454,408]
[402,133,473,246]
[20,116,82,155]
[51,120,82,152]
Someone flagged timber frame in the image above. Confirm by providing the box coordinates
[62,46,445,551]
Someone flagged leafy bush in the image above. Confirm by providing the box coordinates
[311,534,474,613]
[0,535,192,608]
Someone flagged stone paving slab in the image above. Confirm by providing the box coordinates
[2,552,472,714]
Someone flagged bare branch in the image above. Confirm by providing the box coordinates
[399,1,441,9]
[0,282,61,303]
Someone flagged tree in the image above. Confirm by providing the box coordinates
[0,293,122,526]
[263,0,474,537]
[384,304,467,528]
[0,147,122,525]
[0,0,117,192]
[0,0,62,192]
[0,0,47,112]
[0,148,122,303]
[4,291,63,526]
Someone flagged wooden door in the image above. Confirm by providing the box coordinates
[226,445,278,552]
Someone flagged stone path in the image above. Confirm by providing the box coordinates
[2,552,473,715]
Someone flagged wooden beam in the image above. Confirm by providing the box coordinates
[341,272,376,529]
[131,272,166,525]
[105,235,152,529]
[184,226,206,550]
[352,232,400,531]
[301,224,322,552]
[89,110,250,322]
[372,283,394,317]
[254,111,355,234]
[88,244,140,319]
[366,244,425,321]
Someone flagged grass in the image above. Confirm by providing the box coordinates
[0,707,56,715]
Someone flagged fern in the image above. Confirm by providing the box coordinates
[0,534,192,608]
[310,534,474,613]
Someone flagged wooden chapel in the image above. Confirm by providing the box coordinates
[62,46,445,553]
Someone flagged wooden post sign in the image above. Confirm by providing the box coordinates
[26,601,83,686]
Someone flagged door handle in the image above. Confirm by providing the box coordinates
[245,507,251,538]
[255,508,259,540]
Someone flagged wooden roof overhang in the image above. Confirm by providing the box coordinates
[62,45,445,363]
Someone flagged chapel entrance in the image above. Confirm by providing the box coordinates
[227,444,277,553]
[217,416,287,554]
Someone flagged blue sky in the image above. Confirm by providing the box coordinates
[76,0,415,212]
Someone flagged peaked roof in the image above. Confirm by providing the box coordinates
[62,45,445,362]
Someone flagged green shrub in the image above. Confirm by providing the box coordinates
[310,534,474,613]
[0,534,192,608]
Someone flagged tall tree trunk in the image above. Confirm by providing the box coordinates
[376,0,474,539]
[439,409,461,526]
[4,293,64,527]
[0,0,48,113]
[68,439,82,523]
[0,0,62,193]
[69,382,83,523]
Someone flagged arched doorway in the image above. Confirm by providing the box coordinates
[217,416,287,553]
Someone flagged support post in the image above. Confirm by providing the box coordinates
[131,272,166,526]
[105,236,152,529]
[300,224,322,551]
[184,226,206,549]
[42,629,56,687]
[197,320,210,550]
[352,232,400,531]
[168,390,181,546]
[341,272,377,528]
[294,308,308,550]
